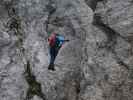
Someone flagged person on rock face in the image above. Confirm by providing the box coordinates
[48,32,69,71]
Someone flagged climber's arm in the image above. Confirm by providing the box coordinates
[64,39,69,42]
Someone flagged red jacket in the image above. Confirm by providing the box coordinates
[48,33,56,47]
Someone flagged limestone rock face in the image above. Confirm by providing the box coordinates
[0,0,133,100]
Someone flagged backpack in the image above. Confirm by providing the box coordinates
[55,34,65,47]
[48,33,65,47]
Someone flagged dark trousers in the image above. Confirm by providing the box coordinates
[49,46,60,65]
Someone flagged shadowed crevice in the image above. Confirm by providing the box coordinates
[45,0,56,33]
[93,13,117,50]
[85,0,105,11]
[6,7,24,48]
[24,60,46,100]
[93,14,131,49]
[92,14,130,70]
[6,7,46,100]
[112,50,130,70]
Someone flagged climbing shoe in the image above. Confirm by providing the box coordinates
[48,64,55,71]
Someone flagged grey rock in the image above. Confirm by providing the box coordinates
[0,0,133,100]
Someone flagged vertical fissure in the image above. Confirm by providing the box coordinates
[85,0,106,11]
[5,6,46,100]
[45,0,56,33]
[24,60,46,100]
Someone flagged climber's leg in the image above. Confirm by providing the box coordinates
[54,47,60,60]
[50,47,55,64]
[48,47,56,70]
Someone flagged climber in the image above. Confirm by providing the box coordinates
[48,32,69,71]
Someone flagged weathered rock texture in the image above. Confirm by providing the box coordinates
[0,0,133,100]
